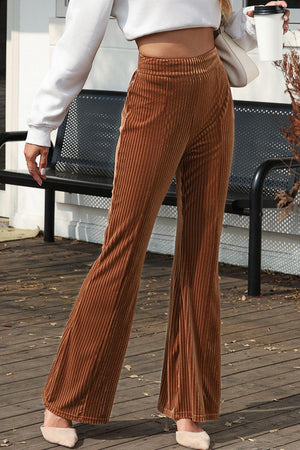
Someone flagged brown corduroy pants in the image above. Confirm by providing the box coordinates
[42,47,234,424]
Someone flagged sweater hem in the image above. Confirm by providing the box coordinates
[26,125,53,148]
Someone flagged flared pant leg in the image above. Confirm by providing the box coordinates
[158,63,234,421]
[43,57,196,424]
[42,47,234,424]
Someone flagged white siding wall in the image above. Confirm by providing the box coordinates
[5,0,56,230]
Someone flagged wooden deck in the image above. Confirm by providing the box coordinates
[0,236,299,449]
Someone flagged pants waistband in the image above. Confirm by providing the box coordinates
[137,46,220,76]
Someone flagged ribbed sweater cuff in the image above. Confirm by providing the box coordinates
[26,125,52,148]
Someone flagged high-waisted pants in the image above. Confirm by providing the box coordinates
[42,46,235,424]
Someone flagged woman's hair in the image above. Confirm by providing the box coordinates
[220,0,232,24]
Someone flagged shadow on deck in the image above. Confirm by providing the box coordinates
[0,236,299,449]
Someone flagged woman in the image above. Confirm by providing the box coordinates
[24,1,289,448]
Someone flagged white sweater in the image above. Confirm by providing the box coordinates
[26,0,256,147]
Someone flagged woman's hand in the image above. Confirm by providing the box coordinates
[247,1,290,34]
[24,142,49,186]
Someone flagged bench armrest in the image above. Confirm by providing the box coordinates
[251,156,300,205]
[0,131,28,149]
[0,131,55,167]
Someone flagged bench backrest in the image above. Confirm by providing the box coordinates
[51,90,126,179]
[231,101,294,195]
[51,90,295,196]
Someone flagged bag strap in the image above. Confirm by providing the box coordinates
[213,29,220,39]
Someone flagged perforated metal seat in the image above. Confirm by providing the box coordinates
[0,91,299,296]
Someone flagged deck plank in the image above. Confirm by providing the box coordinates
[0,236,299,449]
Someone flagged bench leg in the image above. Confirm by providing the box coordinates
[248,206,262,297]
[44,189,55,242]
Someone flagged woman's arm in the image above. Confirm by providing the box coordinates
[26,0,114,148]
[224,1,289,52]
[223,7,257,51]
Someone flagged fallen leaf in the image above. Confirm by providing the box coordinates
[129,374,139,378]
[232,417,245,424]
[269,429,278,433]
[225,422,232,427]
[50,322,57,326]
[1,323,12,327]
[124,365,131,371]
[143,392,150,396]
[6,372,14,376]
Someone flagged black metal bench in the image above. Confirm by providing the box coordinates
[0,90,299,296]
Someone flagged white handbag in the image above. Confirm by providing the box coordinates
[214,27,259,87]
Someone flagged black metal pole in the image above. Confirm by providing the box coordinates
[248,157,300,296]
[248,167,264,296]
[44,188,55,242]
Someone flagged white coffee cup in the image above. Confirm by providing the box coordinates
[254,5,285,61]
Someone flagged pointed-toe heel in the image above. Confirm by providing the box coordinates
[175,429,210,450]
[40,426,78,448]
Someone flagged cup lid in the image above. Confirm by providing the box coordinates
[254,5,285,14]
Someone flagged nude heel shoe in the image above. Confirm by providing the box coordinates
[40,425,78,448]
[175,429,210,450]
